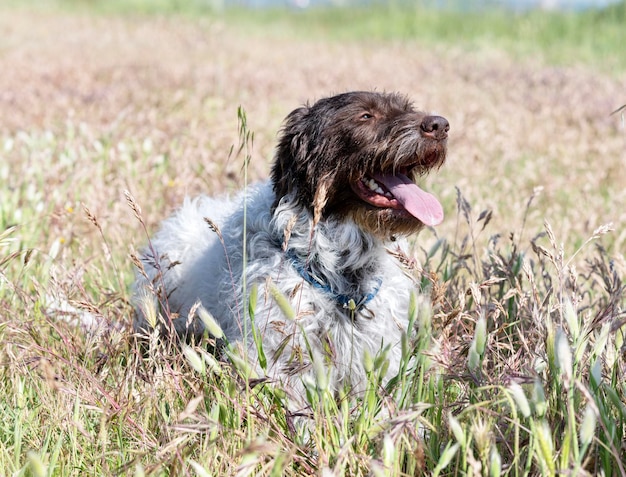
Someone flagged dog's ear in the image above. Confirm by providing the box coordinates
[271,105,311,208]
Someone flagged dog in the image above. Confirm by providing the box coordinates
[132,91,448,405]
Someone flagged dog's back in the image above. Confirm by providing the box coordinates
[132,185,266,341]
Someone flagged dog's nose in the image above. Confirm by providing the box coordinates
[420,115,449,140]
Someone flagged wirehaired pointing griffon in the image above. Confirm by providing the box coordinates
[133,91,449,402]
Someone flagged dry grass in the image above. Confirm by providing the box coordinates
[2,11,624,245]
[1,6,625,476]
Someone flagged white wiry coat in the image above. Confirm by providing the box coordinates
[133,181,416,402]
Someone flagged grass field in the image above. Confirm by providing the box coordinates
[1,1,625,475]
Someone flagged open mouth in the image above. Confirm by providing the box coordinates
[351,172,444,227]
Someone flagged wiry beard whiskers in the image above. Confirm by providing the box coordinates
[345,205,426,239]
[370,127,444,175]
[364,128,415,171]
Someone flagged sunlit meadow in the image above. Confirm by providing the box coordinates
[0,2,625,475]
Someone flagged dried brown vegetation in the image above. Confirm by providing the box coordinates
[1,7,625,476]
[2,12,624,244]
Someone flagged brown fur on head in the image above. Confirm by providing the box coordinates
[271,91,449,238]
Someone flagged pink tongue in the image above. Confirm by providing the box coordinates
[374,173,444,226]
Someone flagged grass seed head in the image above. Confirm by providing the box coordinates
[579,404,597,449]
[198,305,224,339]
[136,288,158,329]
[124,189,143,221]
[555,328,573,382]
[509,382,531,419]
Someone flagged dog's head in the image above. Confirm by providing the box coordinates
[271,91,448,237]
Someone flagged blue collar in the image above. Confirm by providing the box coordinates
[285,249,382,313]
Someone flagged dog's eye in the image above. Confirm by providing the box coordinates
[360,113,374,120]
